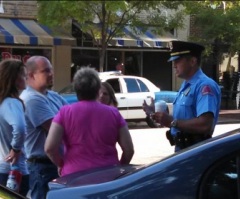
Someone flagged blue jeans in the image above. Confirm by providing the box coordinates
[0,173,29,196]
[27,162,59,199]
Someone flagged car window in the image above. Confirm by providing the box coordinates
[137,79,149,92]
[124,78,140,93]
[199,152,240,199]
[106,79,121,93]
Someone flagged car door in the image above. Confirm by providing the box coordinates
[104,78,128,119]
[123,77,154,120]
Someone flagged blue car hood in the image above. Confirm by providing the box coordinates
[49,164,142,190]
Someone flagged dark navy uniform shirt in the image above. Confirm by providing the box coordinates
[171,69,221,136]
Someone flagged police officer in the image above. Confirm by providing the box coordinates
[143,40,221,152]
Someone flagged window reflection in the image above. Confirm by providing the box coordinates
[200,154,239,199]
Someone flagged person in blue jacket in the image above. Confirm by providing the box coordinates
[143,40,221,151]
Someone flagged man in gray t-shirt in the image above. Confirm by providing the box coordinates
[20,56,68,199]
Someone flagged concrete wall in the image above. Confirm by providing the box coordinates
[52,45,72,92]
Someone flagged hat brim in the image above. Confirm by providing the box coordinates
[168,55,180,62]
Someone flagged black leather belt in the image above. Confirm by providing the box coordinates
[174,132,211,150]
[27,157,52,164]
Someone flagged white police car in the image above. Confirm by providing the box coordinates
[59,71,177,124]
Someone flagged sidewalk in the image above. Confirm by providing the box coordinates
[218,109,240,124]
[128,124,240,165]
[128,109,240,129]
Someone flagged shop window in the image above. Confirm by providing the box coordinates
[125,52,140,76]
[106,51,141,76]
[106,51,122,72]
[0,48,51,64]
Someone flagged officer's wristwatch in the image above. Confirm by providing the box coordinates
[170,119,178,128]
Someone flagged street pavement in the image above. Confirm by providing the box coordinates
[118,122,240,165]
[218,109,240,124]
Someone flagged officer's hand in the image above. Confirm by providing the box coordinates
[142,97,155,115]
[152,111,173,128]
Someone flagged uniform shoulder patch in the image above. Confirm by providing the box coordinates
[201,85,213,95]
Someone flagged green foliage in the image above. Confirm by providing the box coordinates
[37,0,185,71]
[184,0,240,57]
[37,0,240,71]
[37,0,184,39]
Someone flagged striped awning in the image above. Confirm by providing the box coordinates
[108,26,176,48]
[73,21,176,48]
[0,18,76,46]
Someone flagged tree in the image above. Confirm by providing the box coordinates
[183,1,240,72]
[37,0,185,72]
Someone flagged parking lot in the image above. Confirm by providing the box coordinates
[118,123,240,165]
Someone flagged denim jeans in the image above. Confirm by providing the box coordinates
[0,173,29,196]
[27,162,59,199]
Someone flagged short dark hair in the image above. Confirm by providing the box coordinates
[73,67,101,100]
[183,54,202,65]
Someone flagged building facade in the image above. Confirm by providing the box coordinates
[0,1,195,91]
[0,1,76,91]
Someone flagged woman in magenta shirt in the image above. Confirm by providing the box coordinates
[45,67,134,176]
